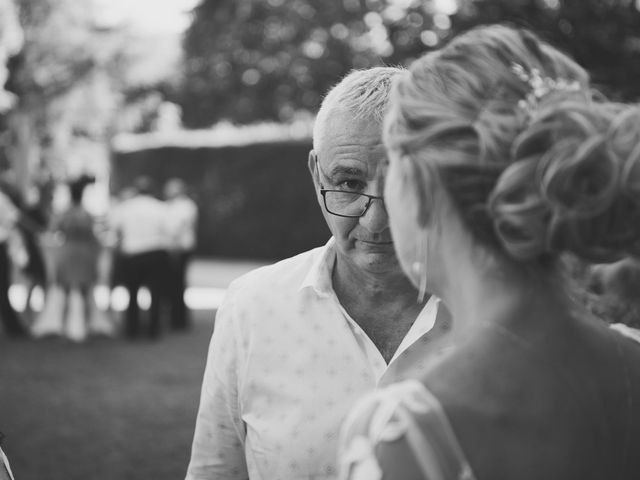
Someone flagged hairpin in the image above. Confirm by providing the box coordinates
[511,63,581,116]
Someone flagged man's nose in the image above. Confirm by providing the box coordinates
[359,197,388,233]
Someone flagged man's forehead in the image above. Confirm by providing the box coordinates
[317,148,387,181]
[316,107,382,144]
[315,113,386,175]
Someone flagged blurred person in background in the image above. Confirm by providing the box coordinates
[105,186,136,297]
[99,186,135,327]
[16,182,50,324]
[110,176,169,339]
[339,25,640,480]
[0,182,26,337]
[164,178,198,331]
[186,68,450,480]
[1,1,31,466]
[49,174,100,342]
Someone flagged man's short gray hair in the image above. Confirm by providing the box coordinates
[313,67,405,151]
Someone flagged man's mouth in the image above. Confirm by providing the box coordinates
[358,239,393,245]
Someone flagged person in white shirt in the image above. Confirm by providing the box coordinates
[185,68,451,480]
[163,178,198,331]
[110,177,170,339]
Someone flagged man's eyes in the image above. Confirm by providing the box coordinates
[335,179,366,192]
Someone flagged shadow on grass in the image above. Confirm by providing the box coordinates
[0,310,216,480]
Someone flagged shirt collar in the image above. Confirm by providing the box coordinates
[299,237,336,297]
[388,296,440,365]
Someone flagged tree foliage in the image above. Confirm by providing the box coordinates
[181,0,371,126]
[0,0,23,112]
[1,0,127,190]
[180,0,447,126]
[180,0,640,127]
[6,0,102,105]
[452,0,640,100]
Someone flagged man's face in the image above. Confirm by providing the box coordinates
[309,110,401,275]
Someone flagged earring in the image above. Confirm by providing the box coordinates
[411,233,428,303]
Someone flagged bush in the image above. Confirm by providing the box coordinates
[111,140,330,260]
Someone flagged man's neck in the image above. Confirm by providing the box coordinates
[331,257,428,363]
[332,256,420,308]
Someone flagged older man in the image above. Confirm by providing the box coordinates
[185,68,449,480]
[0,187,25,338]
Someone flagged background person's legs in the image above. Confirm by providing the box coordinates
[145,250,170,339]
[121,254,142,339]
[169,251,191,330]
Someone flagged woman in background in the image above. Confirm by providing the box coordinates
[51,174,100,341]
[340,25,640,480]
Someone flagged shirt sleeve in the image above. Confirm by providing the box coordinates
[185,285,249,480]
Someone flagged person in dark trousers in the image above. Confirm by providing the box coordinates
[0,186,26,337]
[18,184,50,324]
[110,177,169,339]
[164,178,198,331]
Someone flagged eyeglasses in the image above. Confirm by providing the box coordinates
[320,187,385,218]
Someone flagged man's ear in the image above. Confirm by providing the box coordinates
[308,150,319,187]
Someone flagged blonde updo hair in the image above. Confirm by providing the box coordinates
[385,24,640,264]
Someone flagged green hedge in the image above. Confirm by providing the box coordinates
[111,141,330,260]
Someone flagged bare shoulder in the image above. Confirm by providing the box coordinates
[419,318,640,479]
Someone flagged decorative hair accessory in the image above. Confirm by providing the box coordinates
[511,63,581,116]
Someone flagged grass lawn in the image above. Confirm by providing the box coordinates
[0,310,216,480]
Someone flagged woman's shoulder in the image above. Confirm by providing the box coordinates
[339,379,476,480]
[429,319,640,475]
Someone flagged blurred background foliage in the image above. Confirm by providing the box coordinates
[112,140,327,258]
[179,0,640,127]
[2,0,640,179]
[2,0,640,258]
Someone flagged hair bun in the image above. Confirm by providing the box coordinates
[489,99,640,263]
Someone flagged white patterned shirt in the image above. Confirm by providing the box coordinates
[186,239,447,480]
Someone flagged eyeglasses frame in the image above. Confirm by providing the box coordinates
[311,150,385,218]
[319,187,385,218]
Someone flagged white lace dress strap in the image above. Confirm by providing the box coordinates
[0,447,14,480]
[339,379,477,480]
[610,323,640,344]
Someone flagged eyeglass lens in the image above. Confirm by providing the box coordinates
[324,191,371,216]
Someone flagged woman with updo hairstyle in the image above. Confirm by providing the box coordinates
[338,25,640,480]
